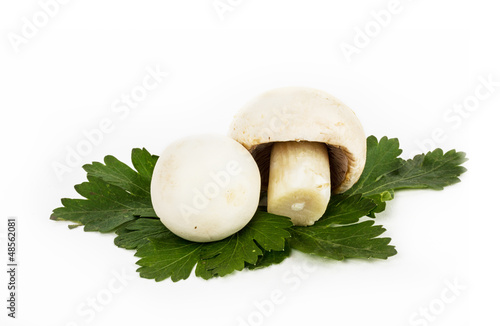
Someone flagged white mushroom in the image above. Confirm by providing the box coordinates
[229,87,366,226]
[151,134,261,242]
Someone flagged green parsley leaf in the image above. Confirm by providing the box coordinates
[290,221,397,260]
[345,136,467,216]
[114,218,166,250]
[82,148,157,198]
[136,230,204,282]
[50,176,156,232]
[196,212,292,278]
[246,242,292,270]
[346,136,404,197]
[50,149,157,232]
[136,212,292,281]
[361,149,468,197]
[315,194,377,226]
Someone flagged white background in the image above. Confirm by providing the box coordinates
[0,1,498,325]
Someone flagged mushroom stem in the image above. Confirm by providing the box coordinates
[267,142,331,226]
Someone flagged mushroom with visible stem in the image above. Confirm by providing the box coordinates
[150,134,261,242]
[230,87,367,226]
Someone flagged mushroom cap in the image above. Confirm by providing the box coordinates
[229,87,366,194]
[151,134,261,242]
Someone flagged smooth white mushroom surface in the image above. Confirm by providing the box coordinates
[151,134,261,242]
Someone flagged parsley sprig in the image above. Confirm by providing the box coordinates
[51,136,467,282]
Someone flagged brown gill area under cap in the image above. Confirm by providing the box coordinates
[251,141,351,195]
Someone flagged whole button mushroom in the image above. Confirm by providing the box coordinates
[229,87,366,226]
[151,134,261,242]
